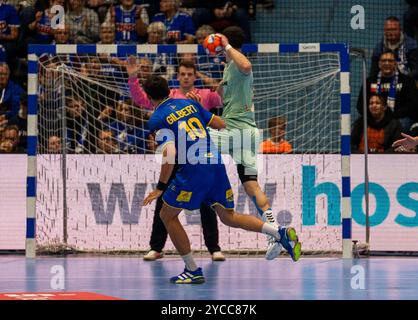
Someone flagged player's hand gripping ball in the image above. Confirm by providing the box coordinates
[203,34,224,55]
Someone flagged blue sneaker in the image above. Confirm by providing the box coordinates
[170,267,205,284]
[278,227,301,262]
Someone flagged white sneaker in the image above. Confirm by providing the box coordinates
[261,210,282,260]
[211,251,226,261]
[265,237,282,260]
[143,250,163,261]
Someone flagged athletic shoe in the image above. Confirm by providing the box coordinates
[170,267,205,284]
[265,237,283,260]
[278,227,301,262]
[262,210,282,260]
[211,251,226,261]
[143,250,163,261]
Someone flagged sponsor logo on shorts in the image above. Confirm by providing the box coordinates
[176,191,192,202]
[226,189,234,202]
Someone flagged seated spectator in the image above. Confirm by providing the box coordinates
[52,24,71,44]
[370,16,418,79]
[7,92,28,151]
[147,20,166,43]
[0,63,24,121]
[259,116,292,153]
[96,129,120,153]
[108,0,149,44]
[98,22,115,44]
[66,97,88,153]
[67,0,100,43]
[0,0,20,72]
[127,58,222,111]
[357,51,418,131]
[192,1,252,42]
[352,95,403,153]
[28,0,65,44]
[144,21,175,80]
[86,0,111,24]
[48,135,62,153]
[108,99,150,153]
[152,0,196,44]
[0,124,23,153]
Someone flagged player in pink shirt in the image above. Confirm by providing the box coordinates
[126,58,223,111]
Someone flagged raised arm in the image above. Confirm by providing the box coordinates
[219,34,251,74]
[126,56,154,110]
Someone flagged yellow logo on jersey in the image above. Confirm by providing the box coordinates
[176,191,192,202]
[226,189,234,202]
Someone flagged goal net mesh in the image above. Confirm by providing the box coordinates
[35,46,342,255]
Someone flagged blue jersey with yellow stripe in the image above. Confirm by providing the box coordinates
[148,98,221,166]
[148,98,234,210]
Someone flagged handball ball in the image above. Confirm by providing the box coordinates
[203,34,223,55]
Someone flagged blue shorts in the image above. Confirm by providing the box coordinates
[163,163,235,211]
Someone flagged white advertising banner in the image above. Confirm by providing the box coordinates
[0,155,26,250]
[1,154,418,252]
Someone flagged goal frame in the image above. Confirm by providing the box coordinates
[25,43,351,259]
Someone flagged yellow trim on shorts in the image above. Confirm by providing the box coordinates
[162,199,186,211]
[210,202,234,211]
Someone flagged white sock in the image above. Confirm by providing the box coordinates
[181,252,198,271]
[262,223,281,240]
[262,209,278,227]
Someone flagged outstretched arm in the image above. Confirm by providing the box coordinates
[126,56,154,110]
[143,142,176,205]
[392,133,418,151]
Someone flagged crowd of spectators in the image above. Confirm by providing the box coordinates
[1,1,418,154]
[0,0,254,154]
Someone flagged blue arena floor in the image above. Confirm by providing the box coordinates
[0,255,417,300]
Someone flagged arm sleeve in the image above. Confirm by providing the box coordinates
[128,77,154,110]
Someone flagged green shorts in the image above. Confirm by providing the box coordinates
[208,126,259,176]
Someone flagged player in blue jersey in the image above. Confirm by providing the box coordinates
[142,75,301,284]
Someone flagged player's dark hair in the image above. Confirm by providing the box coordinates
[222,26,246,49]
[179,60,196,72]
[143,75,170,100]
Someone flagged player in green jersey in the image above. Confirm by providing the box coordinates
[209,26,301,260]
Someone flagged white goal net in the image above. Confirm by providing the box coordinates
[33,44,345,255]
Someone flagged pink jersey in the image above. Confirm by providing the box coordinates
[128,77,222,111]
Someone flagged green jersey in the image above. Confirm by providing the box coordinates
[221,60,257,129]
